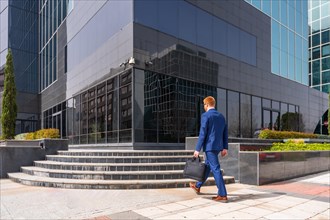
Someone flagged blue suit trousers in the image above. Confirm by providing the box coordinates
[196,151,227,197]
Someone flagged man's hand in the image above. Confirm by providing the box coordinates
[193,151,200,158]
[221,149,228,157]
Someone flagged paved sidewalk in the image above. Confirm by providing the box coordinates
[1,171,329,220]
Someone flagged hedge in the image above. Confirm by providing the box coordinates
[259,129,317,139]
[269,141,330,151]
[16,128,60,140]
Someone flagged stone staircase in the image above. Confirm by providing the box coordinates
[8,149,235,189]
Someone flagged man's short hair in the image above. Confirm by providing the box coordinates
[204,96,215,107]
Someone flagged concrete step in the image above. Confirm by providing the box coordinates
[58,150,194,157]
[45,155,192,163]
[8,172,235,189]
[21,166,186,180]
[9,149,235,189]
[34,161,186,171]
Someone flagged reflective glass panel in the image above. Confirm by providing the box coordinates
[280,0,287,26]
[240,94,251,137]
[322,84,329,93]
[227,91,239,137]
[272,46,280,74]
[217,88,226,117]
[322,70,330,83]
[313,72,321,85]
[312,47,321,59]
[288,5,295,30]
[272,0,280,21]
[322,44,330,57]
[312,33,320,47]
[252,0,261,10]
[322,57,330,70]
[251,96,262,135]
[322,30,329,43]
[262,0,271,16]
[321,17,330,32]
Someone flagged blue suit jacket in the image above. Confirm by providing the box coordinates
[195,109,228,152]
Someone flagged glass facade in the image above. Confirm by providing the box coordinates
[247,0,309,85]
[0,0,39,134]
[42,67,300,144]
[67,0,131,72]
[43,70,133,144]
[41,0,315,144]
[308,0,330,93]
[0,1,39,93]
[39,0,73,91]
[134,0,257,66]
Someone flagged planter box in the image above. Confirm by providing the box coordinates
[186,137,330,185]
[185,137,277,181]
[240,151,330,185]
[0,139,68,178]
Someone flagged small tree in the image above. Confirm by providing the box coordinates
[1,49,17,139]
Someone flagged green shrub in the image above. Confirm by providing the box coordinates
[14,133,28,140]
[269,141,330,151]
[25,132,36,140]
[259,129,317,139]
[35,128,60,139]
[22,128,60,140]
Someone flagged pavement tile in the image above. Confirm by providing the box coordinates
[197,202,248,215]
[156,203,188,212]
[239,206,274,218]
[309,209,330,220]
[153,213,187,220]
[255,202,289,212]
[87,216,112,220]
[310,213,330,220]
[260,182,329,197]
[264,212,300,220]
[233,188,266,195]
[294,201,329,215]
[249,193,283,203]
[235,198,265,206]
[301,173,330,185]
[107,210,150,220]
[175,197,211,208]
[268,196,306,208]
[280,195,310,204]
[133,206,169,218]
[169,209,215,219]
[279,207,316,219]
[210,210,257,219]
[1,172,329,220]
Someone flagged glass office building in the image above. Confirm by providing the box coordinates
[308,0,330,93]
[246,0,309,85]
[0,0,39,134]
[1,0,328,147]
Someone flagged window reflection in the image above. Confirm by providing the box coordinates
[240,94,251,137]
[227,91,239,137]
[137,71,217,143]
[41,71,304,143]
[134,0,256,66]
[252,97,262,135]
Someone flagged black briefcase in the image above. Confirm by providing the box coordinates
[183,156,206,182]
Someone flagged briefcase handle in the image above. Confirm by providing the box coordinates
[192,155,202,162]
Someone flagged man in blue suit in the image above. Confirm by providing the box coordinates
[190,96,228,202]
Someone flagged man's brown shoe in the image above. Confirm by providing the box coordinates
[212,195,228,203]
[189,182,200,194]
